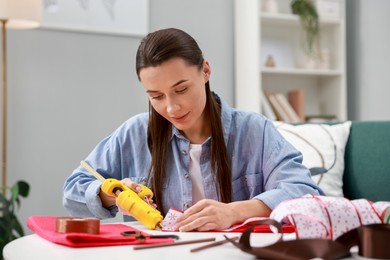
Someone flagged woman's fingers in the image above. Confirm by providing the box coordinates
[143,194,157,208]
[120,178,142,192]
[119,178,156,208]
[174,199,233,231]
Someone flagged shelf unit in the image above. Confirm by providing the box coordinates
[234,0,347,121]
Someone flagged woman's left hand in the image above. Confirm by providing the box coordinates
[173,199,236,232]
[173,199,271,232]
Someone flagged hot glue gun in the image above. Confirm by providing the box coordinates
[80,160,163,230]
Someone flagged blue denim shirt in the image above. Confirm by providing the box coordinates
[63,93,323,219]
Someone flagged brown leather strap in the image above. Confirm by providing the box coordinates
[225,220,390,260]
[56,217,100,234]
[357,224,390,259]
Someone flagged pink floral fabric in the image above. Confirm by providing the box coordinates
[270,195,390,239]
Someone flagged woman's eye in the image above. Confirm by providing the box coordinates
[176,87,187,94]
[151,95,163,100]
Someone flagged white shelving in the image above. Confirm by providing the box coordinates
[234,0,347,121]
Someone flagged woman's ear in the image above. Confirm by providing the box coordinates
[203,60,211,81]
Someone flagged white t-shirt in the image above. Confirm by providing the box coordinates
[189,144,205,204]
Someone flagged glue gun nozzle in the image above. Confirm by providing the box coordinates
[157,223,163,230]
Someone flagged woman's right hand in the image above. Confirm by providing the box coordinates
[117,178,157,215]
[99,178,156,212]
[99,187,116,208]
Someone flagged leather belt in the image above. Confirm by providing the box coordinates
[226,219,390,260]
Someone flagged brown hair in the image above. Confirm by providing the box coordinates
[136,28,232,214]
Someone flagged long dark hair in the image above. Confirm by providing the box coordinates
[136,28,232,214]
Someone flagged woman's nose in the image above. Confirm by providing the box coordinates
[166,98,180,114]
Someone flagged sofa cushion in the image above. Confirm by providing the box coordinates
[343,121,390,201]
[273,121,352,197]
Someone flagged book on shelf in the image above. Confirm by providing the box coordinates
[273,93,301,123]
[287,89,305,122]
[260,90,277,121]
[264,91,302,123]
[267,93,290,122]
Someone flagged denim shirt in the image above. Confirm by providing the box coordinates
[63,93,323,219]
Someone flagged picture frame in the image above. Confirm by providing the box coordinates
[42,0,149,37]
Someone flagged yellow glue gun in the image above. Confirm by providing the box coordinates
[80,160,163,230]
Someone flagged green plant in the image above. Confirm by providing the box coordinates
[0,180,30,258]
[291,0,320,59]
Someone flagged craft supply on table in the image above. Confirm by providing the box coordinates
[56,217,100,234]
[190,236,239,252]
[133,237,216,250]
[120,231,179,241]
[270,194,390,240]
[227,219,390,260]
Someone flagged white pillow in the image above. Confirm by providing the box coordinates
[273,121,352,197]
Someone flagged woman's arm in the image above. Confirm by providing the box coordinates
[63,114,150,218]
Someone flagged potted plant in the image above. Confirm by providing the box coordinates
[0,180,30,259]
[291,0,320,66]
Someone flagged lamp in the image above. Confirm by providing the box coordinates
[0,0,42,194]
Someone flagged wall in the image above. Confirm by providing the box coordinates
[346,0,390,120]
[2,0,233,233]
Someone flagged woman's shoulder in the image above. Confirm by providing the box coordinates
[230,109,281,137]
[113,112,149,135]
[231,108,268,125]
[218,93,267,125]
[125,112,149,124]
[217,92,275,133]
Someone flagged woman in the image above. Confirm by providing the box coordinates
[63,28,323,232]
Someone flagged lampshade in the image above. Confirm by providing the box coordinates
[0,0,42,29]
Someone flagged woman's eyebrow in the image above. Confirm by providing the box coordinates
[171,79,188,88]
[146,79,189,94]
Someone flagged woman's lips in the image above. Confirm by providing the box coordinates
[171,112,189,123]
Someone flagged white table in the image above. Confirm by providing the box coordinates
[3,222,359,260]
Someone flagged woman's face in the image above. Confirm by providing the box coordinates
[139,57,211,143]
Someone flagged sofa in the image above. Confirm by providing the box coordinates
[274,120,390,202]
[343,121,390,202]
